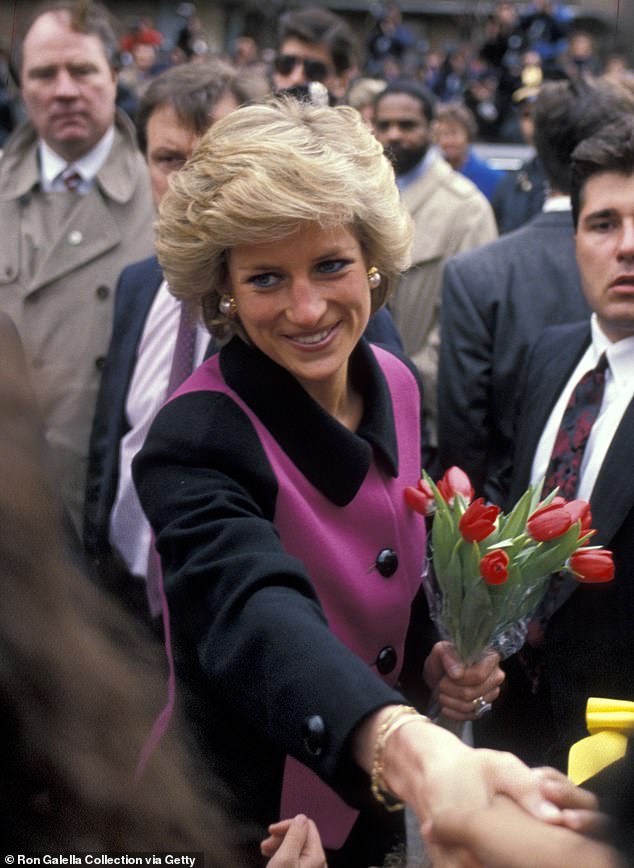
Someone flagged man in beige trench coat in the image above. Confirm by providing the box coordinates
[0,1,154,533]
[373,79,497,455]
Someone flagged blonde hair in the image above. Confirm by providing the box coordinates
[156,97,412,338]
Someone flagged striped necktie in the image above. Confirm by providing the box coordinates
[62,166,82,192]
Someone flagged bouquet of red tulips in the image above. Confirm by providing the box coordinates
[404,467,615,665]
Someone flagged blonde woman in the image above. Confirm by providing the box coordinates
[134,98,595,867]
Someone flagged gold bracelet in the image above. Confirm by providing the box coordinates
[370,705,430,812]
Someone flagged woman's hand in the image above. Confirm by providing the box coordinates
[261,814,327,868]
[426,791,621,868]
[424,640,504,720]
[353,705,604,848]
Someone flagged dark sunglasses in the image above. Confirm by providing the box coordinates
[274,54,330,83]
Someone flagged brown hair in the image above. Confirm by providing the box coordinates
[435,101,478,142]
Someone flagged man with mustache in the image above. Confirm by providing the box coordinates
[0,1,154,536]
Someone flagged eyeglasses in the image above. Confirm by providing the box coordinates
[273,54,330,83]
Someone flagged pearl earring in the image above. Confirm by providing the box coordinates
[219,295,237,318]
[367,267,381,290]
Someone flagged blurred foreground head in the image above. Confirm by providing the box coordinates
[0,322,247,856]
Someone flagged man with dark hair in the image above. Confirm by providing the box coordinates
[272,6,359,103]
[373,79,497,453]
[0,1,155,534]
[437,78,634,500]
[83,60,251,622]
[475,115,634,774]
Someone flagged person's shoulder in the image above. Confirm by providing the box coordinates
[0,121,38,192]
[444,227,511,274]
[118,254,162,285]
[145,385,255,457]
[0,120,37,160]
[447,209,554,268]
[99,111,153,201]
[434,155,488,202]
[524,321,590,373]
[540,320,590,346]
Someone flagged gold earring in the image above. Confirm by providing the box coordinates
[219,294,237,318]
[368,266,381,290]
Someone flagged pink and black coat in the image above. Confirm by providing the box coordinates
[133,336,430,859]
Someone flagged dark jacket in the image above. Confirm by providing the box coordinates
[475,322,634,770]
[437,209,590,499]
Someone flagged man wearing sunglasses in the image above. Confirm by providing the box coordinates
[272,6,358,103]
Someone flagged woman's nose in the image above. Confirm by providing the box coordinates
[285,281,326,325]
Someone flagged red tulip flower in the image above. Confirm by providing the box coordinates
[563,499,592,536]
[404,479,435,516]
[437,466,474,505]
[527,502,573,541]
[459,498,500,543]
[569,548,615,583]
[480,549,509,585]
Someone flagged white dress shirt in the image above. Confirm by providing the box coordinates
[110,280,209,595]
[531,314,634,501]
[39,126,115,194]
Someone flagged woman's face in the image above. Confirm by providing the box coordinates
[434,119,469,170]
[226,222,372,405]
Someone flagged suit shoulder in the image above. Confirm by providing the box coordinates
[446,213,561,271]
[117,254,162,285]
[536,321,590,351]
[436,160,490,206]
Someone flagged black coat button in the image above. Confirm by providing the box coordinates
[375,548,398,577]
[376,646,397,675]
[95,355,106,371]
[302,714,326,756]
[96,285,110,300]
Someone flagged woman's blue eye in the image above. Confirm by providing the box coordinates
[316,259,348,274]
[251,273,279,288]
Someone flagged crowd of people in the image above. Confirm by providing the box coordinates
[2,1,634,866]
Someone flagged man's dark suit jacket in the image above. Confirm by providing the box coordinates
[475,322,634,771]
[83,255,404,563]
[437,209,591,499]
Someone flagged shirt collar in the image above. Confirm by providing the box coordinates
[39,126,115,192]
[219,336,399,506]
[591,312,634,390]
[542,194,571,213]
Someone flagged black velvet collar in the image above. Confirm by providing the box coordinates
[219,337,399,506]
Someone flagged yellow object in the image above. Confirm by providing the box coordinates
[568,697,634,785]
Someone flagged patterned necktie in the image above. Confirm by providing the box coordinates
[62,166,82,192]
[166,301,197,397]
[542,352,609,499]
[521,352,609,692]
